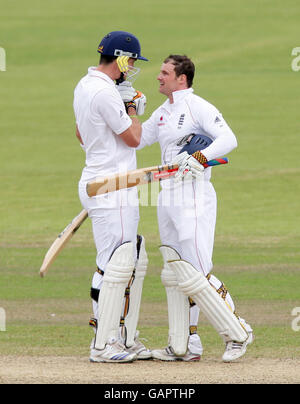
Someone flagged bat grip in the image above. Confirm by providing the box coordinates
[203,157,228,168]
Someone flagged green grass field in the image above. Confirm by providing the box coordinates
[0,0,300,380]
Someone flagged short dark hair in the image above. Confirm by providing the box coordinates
[99,54,118,65]
[163,55,195,87]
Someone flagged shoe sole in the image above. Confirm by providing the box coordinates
[136,355,153,360]
[90,357,136,363]
[152,355,201,362]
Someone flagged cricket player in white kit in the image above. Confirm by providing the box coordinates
[73,31,151,363]
[137,55,254,362]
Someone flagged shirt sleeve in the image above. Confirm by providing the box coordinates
[91,87,132,135]
[137,110,159,150]
[189,98,238,161]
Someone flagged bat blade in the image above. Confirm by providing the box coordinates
[86,158,228,197]
[39,209,88,278]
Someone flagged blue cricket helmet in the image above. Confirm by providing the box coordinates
[97,31,148,61]
[179,134,212,155]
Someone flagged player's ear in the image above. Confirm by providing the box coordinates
[178,74,187,85]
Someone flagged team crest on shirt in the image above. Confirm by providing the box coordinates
[177,113,185,129]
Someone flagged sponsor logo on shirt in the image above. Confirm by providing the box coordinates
[214,115,224,127]
[158,115,165,126]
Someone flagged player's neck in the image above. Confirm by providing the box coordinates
[96,64,118,81]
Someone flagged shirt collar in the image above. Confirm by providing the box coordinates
[172,88,193,103]
[162,88,194,112]
[87,67,115,86]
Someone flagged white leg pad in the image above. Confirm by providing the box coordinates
[95,242,134,350]
[124,236,148,347]
[169,260,248,343]
[160,246,189,356]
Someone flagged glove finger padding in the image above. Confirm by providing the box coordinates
[133,91,147,116]
[172,152,190,183]
[172,151,189,166]
[116,81,137,103]
[174,154,204,182]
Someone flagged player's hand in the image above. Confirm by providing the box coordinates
[116,82,147,116]
[116,81,136,103]
[132,91,147,116]
[124,90,147,116]
[172,151,204,182]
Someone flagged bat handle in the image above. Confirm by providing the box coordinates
[203,157,228,168]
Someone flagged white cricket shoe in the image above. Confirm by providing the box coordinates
[90,338,137,363]
[152,346,201,362]
[126,332,152,360]
[222,332,254,363]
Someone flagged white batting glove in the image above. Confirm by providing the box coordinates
[116,81,136,103]
[172,152,204,182]
[171,152,189,182]
[132,91,147,116]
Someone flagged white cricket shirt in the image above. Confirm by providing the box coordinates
[139,88,237,182]
[73,67,134,182]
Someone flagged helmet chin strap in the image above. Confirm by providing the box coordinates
[116,72,125,85]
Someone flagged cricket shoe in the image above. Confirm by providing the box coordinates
[222,332,254,363]
[152,346,201,362]
[90,338,137,363]
[126,331,152,360]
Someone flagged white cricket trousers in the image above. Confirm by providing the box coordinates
[157,179,217,276]
[78,181,139,292]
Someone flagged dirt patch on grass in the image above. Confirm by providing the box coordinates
[0,356,299,384]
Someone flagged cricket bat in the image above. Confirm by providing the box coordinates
[40,157,227,277]
[39,209,88,277]
[86,157,228,197]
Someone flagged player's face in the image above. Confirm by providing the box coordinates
[124,57,135,78]
[157,62,182,97]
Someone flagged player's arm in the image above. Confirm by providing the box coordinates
[197,108,237,161]
[119,107,142,147]
[188,99,237,162]
[137,109,159,150]
[117,82,147,148]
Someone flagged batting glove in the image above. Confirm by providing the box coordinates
[116,81,136,103]
[116,82,147,116]
[172,151,205,182]
[132,91,147,116]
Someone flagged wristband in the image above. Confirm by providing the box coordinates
[125,101,136,113]
[192,151,208,165]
